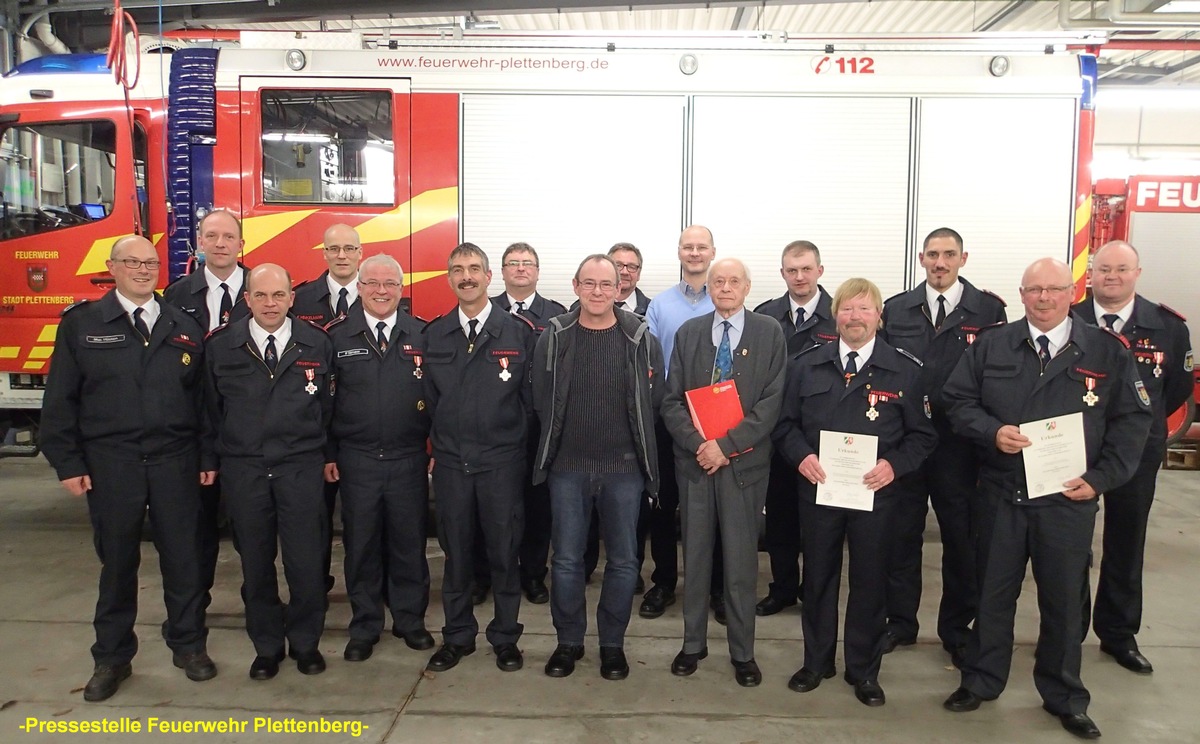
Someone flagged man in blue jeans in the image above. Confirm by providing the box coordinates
[531,254,664,680]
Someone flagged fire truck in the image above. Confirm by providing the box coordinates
[0,30,1095,453]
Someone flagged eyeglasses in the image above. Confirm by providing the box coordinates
[115,258,161,270]
[1093,266,1136,276]
[614,262,641,272]
[578,280,617,292]
[324,246,362,255]
[360,280,402,290]
[503,260,538,269]
[1020,285,1073,296]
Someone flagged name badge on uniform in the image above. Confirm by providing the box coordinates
[866,392,880,421]
[304,368,317,395]
[1083,376,1099,407]
[1152,351,1164,378]
[498,356,512,382]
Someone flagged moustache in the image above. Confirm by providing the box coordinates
[457,281,478,290]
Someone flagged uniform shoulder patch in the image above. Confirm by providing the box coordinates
[1101,326,1132,349]
[895,347,925,366]
[980,288,1007,307]
[60,298,91,316]
[1158,302,1187,322]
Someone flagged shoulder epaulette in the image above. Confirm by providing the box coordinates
[422,313,447,331]
[512,313,536,331]
[298,317,329,333]
[60,298,91,316]
[1159,302,1187,322]
[1101,326,1132,349]
[980,289,1007,307]
[204,322,231,341]
[793,341,824,359]
[884,289,908,305]
[293,277,320,291]
[752,298,775,313]
[323,314,348,332]
[977,320,1006,334]
[896,347,925,367]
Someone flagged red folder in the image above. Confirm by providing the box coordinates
[685,380,744,440]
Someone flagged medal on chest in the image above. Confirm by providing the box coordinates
[413,354,424,379]
[866,391,880,421]
[1082,376,1098,407]
[304,368,318,395]
[498,356,512,382]
[1152,351,1164,378]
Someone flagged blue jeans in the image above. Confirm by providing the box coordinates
[548,471,645,647]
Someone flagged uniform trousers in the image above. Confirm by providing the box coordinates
[962,494,1095,715]
[339,449,430,641]
[221,457,328,657]
[433,460,525,647]
[678,466,765,663]
[1089,456,1160,650]
[886,434,981,650]
[762,455,802,602]
[85,449,207,665]
[799,496,896,683]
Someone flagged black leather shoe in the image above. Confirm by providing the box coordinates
[882,631,916,654]
[853,679,886,707]
[756,595,797,617]
[471,584,489,606]
[83,662,132,701]
[671,647,708,676]
[522,578,550,604]
[1100,644,1153,674]
[248,651,284,681]
[639,586,676,619]
[172,651,217,682]
[343,639,375,662]
[393,627,435,651]
[1056,712,1102,739]
[427,643,476,672]
[732,659,762,687]
[494,643,523,672]
[711,595,727,626]
[788,667,834,693]
[600,647,630,681]
[545,644,585,677]
[943,686,983,712]
[293,649,326,675]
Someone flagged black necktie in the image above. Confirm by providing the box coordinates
[935,295,947,330]
[513,300,525,315]
[615,300,627,311]
[376,321,388,353]
[132,307,150,345]
[336,287,349,318]
[844,350,859,384]
[1037,334,1052,369]
[1102,313,1120,331]
[218,282,233,325]
[467,318,478,352]
[794,307,806,334]
[265,334,278,372]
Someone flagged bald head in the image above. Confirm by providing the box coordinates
[245,263,294,332]
[1090,240,1142,309]
[710,257,752,317]
[322,223,363,284]
[678,224,716,282]
[107,235,160,304]
[110,234,155,260]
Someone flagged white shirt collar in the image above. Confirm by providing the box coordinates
[926,279,965,320]
[506,292,537,312]
[204,265,242,294]
[364,308,398,336]
[327,273,358,312]
[1092,297,1134,333]
[114,291,159,332]
[838,336,876,370]
[249,317,292,359]
[1027,317,1072,358]
[790,294,820,325]
[459,300,493,336]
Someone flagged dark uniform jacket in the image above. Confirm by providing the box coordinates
[422,308,535,474]
[881,278,1007,436]
[162,264,251,330]
[773,339,938,503]
[326,301,430,460]
[204,316,333,463]
[753,287,837,356]
[492,292,567,333]
[661,310,787,489]
[1073,295,1193,460]
[944,320,1153,504]
[293,271,352,328]
[531,307,664,495]
[41,290,209,479]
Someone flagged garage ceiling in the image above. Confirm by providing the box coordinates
[14,0,1200,86]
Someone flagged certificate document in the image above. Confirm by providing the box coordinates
[1019,412,1087,499]
[816,430,879,512]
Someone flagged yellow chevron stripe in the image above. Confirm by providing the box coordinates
[243,211,319,256]
[309,187,460,250]
[406,270,448,287]
[22,361,45,371]
[37,325,58,343]
[0,347,18,359]
[75,232,167,276]
[27,347,53,360]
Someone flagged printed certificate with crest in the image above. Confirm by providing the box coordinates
[816,430,878,511]
[1019,412,1087,498]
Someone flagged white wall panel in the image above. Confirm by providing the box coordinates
[1129,211,1200,350]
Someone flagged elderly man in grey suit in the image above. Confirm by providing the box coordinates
[661,257,787,687]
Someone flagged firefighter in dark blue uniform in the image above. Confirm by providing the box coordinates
[485,242,567,606]
[204,263,334,681]
[879,227,1008,667]
[325,254,434,663]
[422,242,536,674]
[942,258,1151,741]
[773,278,937,707]
[42,236,216,701]
[1074,239,1193,675]
[752,240,837,617]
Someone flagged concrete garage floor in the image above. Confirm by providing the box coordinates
[1,455,1198,744]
